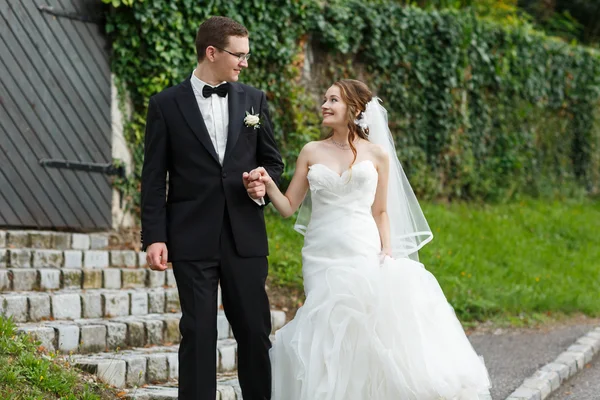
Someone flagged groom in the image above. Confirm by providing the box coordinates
[140,16,284,400]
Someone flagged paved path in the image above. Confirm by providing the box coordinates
[468,323,598,400]
[547,350,600,400]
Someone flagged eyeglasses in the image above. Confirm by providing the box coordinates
[214,46,251,62]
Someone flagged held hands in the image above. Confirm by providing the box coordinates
[146,242,168,271]
[243,167,272,199]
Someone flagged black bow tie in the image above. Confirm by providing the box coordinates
[202,83,229,98]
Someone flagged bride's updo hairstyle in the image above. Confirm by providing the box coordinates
[328,79,373,165]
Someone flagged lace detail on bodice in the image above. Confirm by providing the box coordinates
[303,159,381,250]
[307,160,378,198]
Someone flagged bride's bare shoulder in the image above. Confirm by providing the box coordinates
[300,140,328,156]
[301,140,321,150]
[296,141,324,166]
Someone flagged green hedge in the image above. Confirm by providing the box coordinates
[104,0,600,217]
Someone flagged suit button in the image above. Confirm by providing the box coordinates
[222,172,227,179]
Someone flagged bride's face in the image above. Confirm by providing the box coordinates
[321,86,347,128]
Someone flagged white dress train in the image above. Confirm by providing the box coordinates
[270,160,491,400]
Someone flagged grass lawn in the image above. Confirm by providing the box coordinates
[0,317,117,400]
[266,198,600,324]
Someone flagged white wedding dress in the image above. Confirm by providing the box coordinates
[270,160,491,400]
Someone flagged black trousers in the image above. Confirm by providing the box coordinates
[172,215,272,400]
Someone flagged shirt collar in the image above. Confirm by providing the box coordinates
[191,70,227,95]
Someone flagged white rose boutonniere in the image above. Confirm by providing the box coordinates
[244,107,261,129]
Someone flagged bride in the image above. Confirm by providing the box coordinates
[248,79,491,399]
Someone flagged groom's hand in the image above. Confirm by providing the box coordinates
[247,167,272,184]
[146,242,168,271]
[243,169,267,199]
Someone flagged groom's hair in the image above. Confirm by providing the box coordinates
[196,17,249,62]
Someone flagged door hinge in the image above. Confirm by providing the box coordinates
[39,159,125,178]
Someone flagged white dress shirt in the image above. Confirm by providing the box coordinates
[190,71,264,205]
[190,72,229,165]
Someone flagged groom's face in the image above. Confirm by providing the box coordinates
[214,35,250,82]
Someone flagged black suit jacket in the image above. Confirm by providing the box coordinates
[140,78,284,260]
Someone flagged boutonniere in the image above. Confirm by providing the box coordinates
[244,107,261,129]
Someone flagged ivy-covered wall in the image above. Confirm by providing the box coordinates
[104,0,600,218]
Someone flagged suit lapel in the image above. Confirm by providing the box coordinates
[223,82,246,164]
[175,78,220,164]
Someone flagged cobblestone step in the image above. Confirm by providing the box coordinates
[71,342,240,388]
[0,287,181,322]
[16,309,286,354]
[0,229,117,251]
[123,378,242,399]
[17,313,183,353]
[77,344,490,397]
[0,247,146,269]
[0,267,175,291]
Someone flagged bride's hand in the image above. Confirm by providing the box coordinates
[247,167,273,185]
[380,247,393,262]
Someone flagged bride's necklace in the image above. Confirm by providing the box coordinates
[330,138,352,150]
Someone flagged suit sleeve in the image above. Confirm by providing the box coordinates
[257,91,284,199]
[140,96,169,251]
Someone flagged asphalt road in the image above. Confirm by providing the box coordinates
[468,324,597,400]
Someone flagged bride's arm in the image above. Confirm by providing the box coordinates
[372,146,392,256]
[251,143,312,218]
